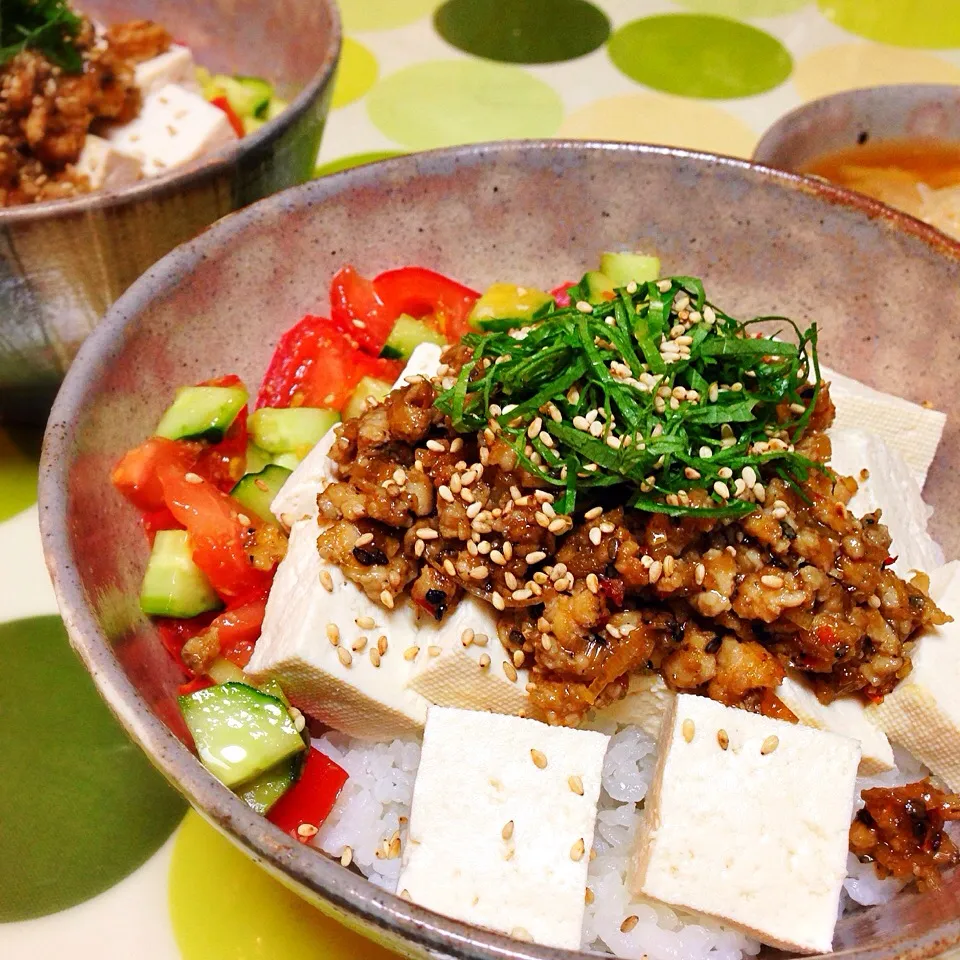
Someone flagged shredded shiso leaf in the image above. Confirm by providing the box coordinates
[0,0,84,72]
[434,274,824,517]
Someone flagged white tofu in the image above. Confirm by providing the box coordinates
[589,673,675,739]
[830,427,942,577]
[246,521,527,739]
[868,561,960,791]
[823,365,945,489]
[134,45,200,97]
[630,693,860,954]
[271,343,444,529]
[74,134,142,190]
[103,83,237,178]
[777,671,893,775]
[398,706,609,949]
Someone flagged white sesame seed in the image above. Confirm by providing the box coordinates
[761,574,784,589]
[548,517,567,534]
[438,485,454,503]
[425,439,445,452]
[525,550,546,564]
[492,593,506,611]
[713,481,731,499]
[717,729,729,750]
[479,653,491,669]
[503,660,519,681]
[682,718,695,742]
[320,570,334,592]
[761,735,779,755]
[184,472,203,484]
[340,845,353,867]
[570,838,585,861]
[403,645,420,661]
[589,527,602,546]
[530,748,547,768]
[586,572,599,594]
[297,823,319,838]
[337,647,353,668]
[326,623,340,645]
[576,300,593,313]
[356,615,376,630]
[380,590,395,609]
[648,560,663,584]
[469,565,489,580]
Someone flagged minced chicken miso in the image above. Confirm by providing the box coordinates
[802,139,960,240]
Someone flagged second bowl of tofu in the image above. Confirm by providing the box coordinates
[0,0,340,423]
[39,141,960,960]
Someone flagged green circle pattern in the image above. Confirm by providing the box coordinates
[434,0,611,64]
[366,60,563,150]
[677,0,809,15]
[608,14,793,99]
[314,150,407,178]
[0,426,41,521]
[816,0,960,49]
[0,616,186,921]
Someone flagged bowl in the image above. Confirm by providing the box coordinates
[39,141,960,960]
[0,0,341,424]
[752,84,960,173]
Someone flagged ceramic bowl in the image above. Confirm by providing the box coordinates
[752,84,960,172]
[0,0,340,423]
[39,141,960,960]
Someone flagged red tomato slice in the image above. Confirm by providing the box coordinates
[157,614,217,675]
[329,265,395,356]
[267,748,349,839]
[141,506,183,543]
[373,267,479,341]
[159,467,275,601]
[211,592,269,668]
[112,437,201,512]
[255,315,402,410]
[550,281,575,308]
[210,95,245,137]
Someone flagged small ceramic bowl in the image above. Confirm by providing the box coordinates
[0,0,340,423]
[39,141,960,960]
[752,84,960,173]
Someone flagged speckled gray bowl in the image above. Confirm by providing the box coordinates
[39,141,960,960]
[753,84,960,173]
[0,0,340,423]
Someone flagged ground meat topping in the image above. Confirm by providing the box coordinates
[851,780,960,891]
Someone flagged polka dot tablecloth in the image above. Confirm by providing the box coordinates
[2,1,959,957]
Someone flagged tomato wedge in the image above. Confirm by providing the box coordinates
[255,315,402,410]
[373,266,479,341]
[550,281,575,308]
[113,437,201,512]
[209,592,269,668]
[158,467,276,601]
[329,265,395,356]
[267,748,348,840]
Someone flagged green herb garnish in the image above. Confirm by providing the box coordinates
[435,275,825,517]
[0,0,84,73]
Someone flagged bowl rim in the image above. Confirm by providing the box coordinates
[0,0,341,223]
[38,139,960,960]
[752,82,960,168]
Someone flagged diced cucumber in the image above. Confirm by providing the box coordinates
[237,757,297,814]
[230,464,292,524]
[140,530,222,618]
[584,271,616,303]
[599,252,661,288]
[212,74,273,119]
[381,314,447,361]
[242,115,265,135]
[258,678,291,709]
[265,97,288,121]
[342,376,392,422]
[469,282,552,329]
[207,657,247,685]
[155,385,248,443]
[179,682,305,788]
[244,443,272,475]
[271,452,301,471]
[249,407,339,455]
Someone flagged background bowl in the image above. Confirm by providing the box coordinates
[0,0,340,424]
[39,141,960,960]
[752,83,960,172]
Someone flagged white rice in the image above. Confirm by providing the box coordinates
[310,724,928,957]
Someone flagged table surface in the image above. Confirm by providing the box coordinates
[4,1,960,956]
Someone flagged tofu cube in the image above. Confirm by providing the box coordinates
[777,671,893,776]
[134,45,200,97]
[103,83,237,178]
[869,561,960,791]
[824,364,945,489]
[245,521,527,739]
[830,427,942,577]
[630,693,860,954]
[398,707,609,949]
[74,134,142,190]
[271,343,444,529]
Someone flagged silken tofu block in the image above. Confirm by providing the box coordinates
[398,707,609,949]
[134,44,200,97]
[823,364,945,489]
[777,671,894,776]
[103,83,237,177]
[245,520,527,739]
[271,343,444,529]
[74,134,142,190]
[830,427,942,577]
[869,561,960,791]
[630,694,860,954]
